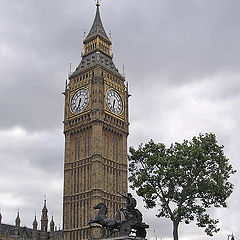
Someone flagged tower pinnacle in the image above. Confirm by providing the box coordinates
[15,211,21,235]
[41,199,48,234]
[33,214,38,230]
[84,0,110,44]
[96,0,101,7]
[15,210,21,227]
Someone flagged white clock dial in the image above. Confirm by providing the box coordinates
[107,89,123,115]
[71,88,89,114]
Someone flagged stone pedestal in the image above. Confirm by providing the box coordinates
[92,237,146,240]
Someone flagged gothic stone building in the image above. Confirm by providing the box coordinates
[0,3,128,240]
[0,200,63,240]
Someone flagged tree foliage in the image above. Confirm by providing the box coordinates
[128,133,236,240]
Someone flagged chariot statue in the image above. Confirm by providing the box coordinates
[89,192,149,238]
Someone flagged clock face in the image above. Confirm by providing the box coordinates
[71,88,89,114]
[107,89,123,115]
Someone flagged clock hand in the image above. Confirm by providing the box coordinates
[78,98,82,108]
[113,99,116,108]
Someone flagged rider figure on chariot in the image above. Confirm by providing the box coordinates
[119,192,136,212]
[117,192,143,223]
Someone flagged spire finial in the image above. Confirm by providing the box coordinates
[96,0,101,7]
[69,62,72,76]
[43,195,47,210]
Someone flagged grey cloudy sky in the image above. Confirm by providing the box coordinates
[0,0,240,239]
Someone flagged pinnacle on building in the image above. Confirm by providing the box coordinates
[15,211,21,235]
[41,199,48,235]
[70,2,121,79]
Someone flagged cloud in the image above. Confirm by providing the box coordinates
[0,127,63,227]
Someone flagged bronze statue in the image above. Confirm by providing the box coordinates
[89,202,121,230]
[117,192,143,223]
[118,192,137,212]
[89,193,149,238]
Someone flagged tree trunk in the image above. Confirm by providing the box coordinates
[173,221,179,240]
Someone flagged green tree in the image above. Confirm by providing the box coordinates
[129,133,236,240]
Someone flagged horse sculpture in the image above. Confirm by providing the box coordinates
[89,194,149,238]
[89,203,121,231]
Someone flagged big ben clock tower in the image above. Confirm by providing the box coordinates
[63,2,129,240]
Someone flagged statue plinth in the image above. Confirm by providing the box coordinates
[93,236,146,240]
